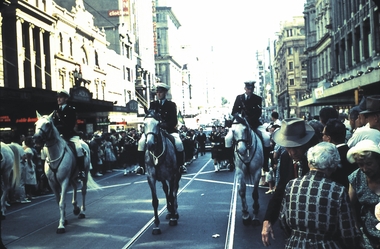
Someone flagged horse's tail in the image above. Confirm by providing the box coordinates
[86,173,101,190]
[7,144,21,188]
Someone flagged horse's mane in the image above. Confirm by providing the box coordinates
[233,113,250,128]
[145,109,161,121]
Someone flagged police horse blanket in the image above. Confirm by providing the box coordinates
[33,111,99,233]
[0,142,21,219]
[143,110,181,235]
[229,114,263,225]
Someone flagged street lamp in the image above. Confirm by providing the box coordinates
[73,67,83,87]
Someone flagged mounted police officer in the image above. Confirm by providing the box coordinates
[137,82,186,174]
[225,81,271,171]
[53,89,85,179]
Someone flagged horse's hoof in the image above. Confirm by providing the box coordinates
[169,218,178,226]
[251,219,261,226]
[56,228,66,234]
[78,213,86,219]
[152,227,161,235]
[73,207,80,216]
[242,217,251,226]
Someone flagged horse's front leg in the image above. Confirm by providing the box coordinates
[148,177,161,235]
[56,181,69,234]
[236,169,250,226]
[251,170,261,226]
[167,177,180,226]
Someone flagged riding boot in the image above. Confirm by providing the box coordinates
[77,156,86,179]
[176,151,186,173]
[137,151,145,175]
[263,147,271,172]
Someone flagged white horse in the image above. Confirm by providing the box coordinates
[230,114,263,226]
[33,111,100,233]
[144,110,181,235]
[0,142,21,219]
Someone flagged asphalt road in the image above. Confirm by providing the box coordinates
[2,152,286,249]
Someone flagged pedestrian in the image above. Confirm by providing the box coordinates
[261,118,317,246]
[89,133,103,177]
[23,136,37,200]
[322,119,357,188]
[209,126,222,171]
[319,106,339,126]
[348,95,380,148]
[347,139,380,248]
[196,128,207,156]
[280,142,360,249]
[137,82,186,174]
[103,135,117,173]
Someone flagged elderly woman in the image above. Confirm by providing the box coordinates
[347,139,380,248]
[280,142,359,249]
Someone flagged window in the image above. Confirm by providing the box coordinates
[287,29,293,37]
[289,62,294,70]
[59,33,63,53]
[288,47,293,55]
[289,79,295,86]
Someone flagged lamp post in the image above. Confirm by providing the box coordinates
[73,67,83,87]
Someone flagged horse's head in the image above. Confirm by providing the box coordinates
[231,113,251,154]
[33,111,57,146]
[143,110,161,151]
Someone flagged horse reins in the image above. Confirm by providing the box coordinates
[146,131,166,165]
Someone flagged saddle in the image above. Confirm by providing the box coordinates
[161,130,176,150]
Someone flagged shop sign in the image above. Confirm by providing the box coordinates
[0,116,11,122]
[16,117,38,123]
[126,100,138,113]
[70,87,92,102]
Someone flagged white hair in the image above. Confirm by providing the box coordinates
[307,142,341,170]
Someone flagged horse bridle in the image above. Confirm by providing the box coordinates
[145,117,166,165]
[232,119,258,165]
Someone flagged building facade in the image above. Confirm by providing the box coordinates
[299,0,380,116]
[274,16,308,119]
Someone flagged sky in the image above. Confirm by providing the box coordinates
[167,0,306,103]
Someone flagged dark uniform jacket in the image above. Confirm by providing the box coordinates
[149,99,178,134]
[330,144,358,188]
[53,105,77,139]
[231,93,262,129]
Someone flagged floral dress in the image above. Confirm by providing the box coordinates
[349,168,380,248]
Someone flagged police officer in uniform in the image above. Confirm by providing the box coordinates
[137,83,186,174]
[53,89,86,179]
[225,81,271,171]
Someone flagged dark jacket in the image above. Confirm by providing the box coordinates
[53,105,77,139]
[330,144,358,188]
[149,99,178,133]
[231,93,262,129]
[264,152,309,224]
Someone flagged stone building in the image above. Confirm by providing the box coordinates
[300,0,380,117]
[274,16,307,119]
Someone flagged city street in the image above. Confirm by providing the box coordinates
[2,152,286,249]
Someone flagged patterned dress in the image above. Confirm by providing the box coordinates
[349,169,380,248]
[280,170,359,249]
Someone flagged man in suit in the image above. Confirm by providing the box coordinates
[196,128,207,156]
[225,81,271,171]
[52,89,85,179]
[137,82,186,174]
[261,118,317,246]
